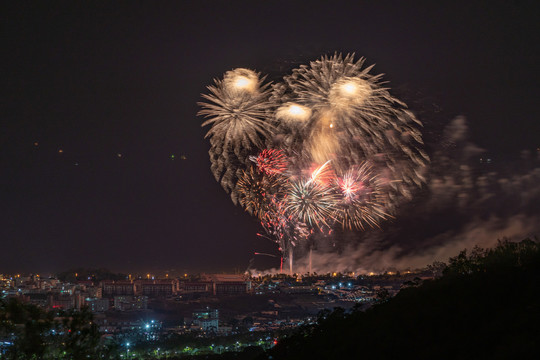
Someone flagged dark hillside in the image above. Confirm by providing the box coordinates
[266,239,540,360]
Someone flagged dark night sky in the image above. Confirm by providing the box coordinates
[2,1,539,274]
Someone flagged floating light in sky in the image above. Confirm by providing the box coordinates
[329,77,372,109]
[342,82,357,94]
[288,105,304,115]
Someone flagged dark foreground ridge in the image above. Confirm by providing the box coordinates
[264,238,540,360]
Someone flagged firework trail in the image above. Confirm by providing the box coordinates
[259,195,312,273]
[308,160,335,185]
[199,53,428,273]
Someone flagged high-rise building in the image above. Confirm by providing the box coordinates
[113,295,148,311]
[86,298,109,312]
[203,274,252,295]
[101,281,134,296]
[135,279,177,297]
[193,307,219,333]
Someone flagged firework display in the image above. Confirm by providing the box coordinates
[334,164,389,230]
[199,53,428,273]
[198,68,275,203]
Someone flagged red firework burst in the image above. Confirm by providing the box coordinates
[256,149,288,175]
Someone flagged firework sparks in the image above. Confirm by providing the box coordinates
[255,149,288,176]
[334,164,390,230]
[199,53,428,272]
[308,160,334,185]
[223,68,260,94]
[237,166,285,218]
[278,53,428,183]
[285,178,338,228]
[198,68,275,202]
[329,77,373,110]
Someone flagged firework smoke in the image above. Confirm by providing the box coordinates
[282,118,540,274]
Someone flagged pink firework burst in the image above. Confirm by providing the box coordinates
[338,171,366,201]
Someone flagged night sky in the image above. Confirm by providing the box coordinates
[2,1,539,274]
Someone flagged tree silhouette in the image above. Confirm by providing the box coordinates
[0,300,113,359]
[267,238,540,359]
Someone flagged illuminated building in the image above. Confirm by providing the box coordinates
[102,281,135,296]
[86,297,109,312]
[114,295,148,311]
[49,294,74,310]
[26,292,48,307]
[202,274,252,296]
[134,279,178,297]
[182,281,212,294]
[193,308,219,333]
[214,281,249,295]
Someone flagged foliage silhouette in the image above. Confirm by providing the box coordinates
[0,300,116,359]
[265,238,540,360]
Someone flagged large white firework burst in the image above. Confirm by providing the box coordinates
[274,53,428,206]
[198,68,275,202]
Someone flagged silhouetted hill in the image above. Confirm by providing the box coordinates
[265,238,540,360]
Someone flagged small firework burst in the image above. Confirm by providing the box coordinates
[328,77,372,112]
[285,178,338,228]
[334,164,389,230]
[337,164,372,201]
[222,68,260,94]
[256,149,288,175]
[237,166,285,218]
[260,197,310,255]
